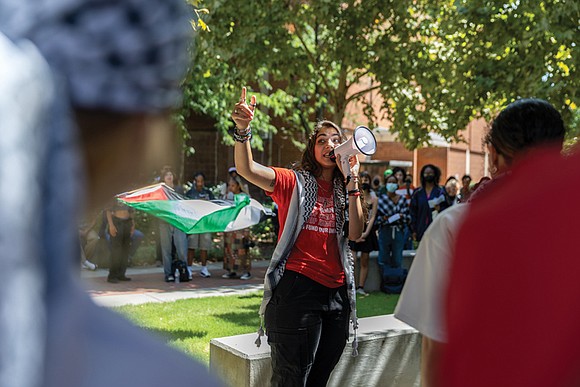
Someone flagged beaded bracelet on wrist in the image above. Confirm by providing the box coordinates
[235,124,251,135]
[347,188,361,197]
[233,126,252,143]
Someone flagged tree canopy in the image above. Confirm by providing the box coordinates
[182,0,579,150]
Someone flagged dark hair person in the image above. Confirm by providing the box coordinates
[410,164,448,242]
[395,98,566,387]
[231,87,364,386]
[392,166,406,186]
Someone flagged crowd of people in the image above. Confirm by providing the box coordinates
[3,0,573,383]
[73,81,574,386]
[340,162,473,296]
[79,165,258,283]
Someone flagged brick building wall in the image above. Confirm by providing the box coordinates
[470,150,487,180]
[416,147,447,183]
[447,148,467,180]
[372,141,413,164]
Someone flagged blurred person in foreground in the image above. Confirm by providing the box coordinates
[394,98,566,387]
[442,149,580,386]
[0,1,222,386]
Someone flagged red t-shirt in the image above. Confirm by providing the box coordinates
[267,167,345,288]
[442,147,580,386]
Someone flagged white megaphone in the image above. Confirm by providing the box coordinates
[330,125,377,177]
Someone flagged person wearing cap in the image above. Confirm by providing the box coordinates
[0,1,222,386]
[383,168,393,179]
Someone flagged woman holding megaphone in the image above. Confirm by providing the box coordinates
[231,87,364,387]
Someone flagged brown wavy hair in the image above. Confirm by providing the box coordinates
[294,120,346,181]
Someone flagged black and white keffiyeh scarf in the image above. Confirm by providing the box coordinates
[0,0,192,113]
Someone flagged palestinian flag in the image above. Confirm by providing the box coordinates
[117,184,269,234]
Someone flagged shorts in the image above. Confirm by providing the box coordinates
[230,236,244,251]
[348,224,379,253]
[187,233,212,250]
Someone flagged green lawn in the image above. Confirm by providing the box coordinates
[115,292,400,365]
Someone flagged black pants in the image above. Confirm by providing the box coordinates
[109,217,131,280]
[265,270,350,387]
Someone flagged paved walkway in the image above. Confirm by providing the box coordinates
[81,260,269,307]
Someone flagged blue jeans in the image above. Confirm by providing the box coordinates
[128,229,144,259]
[403,225,413,251]
[159,221,187,277]
[378,225,405,269]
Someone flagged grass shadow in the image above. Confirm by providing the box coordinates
[214,310,261,328]
[237,292,263,300]
[143,327,208,341]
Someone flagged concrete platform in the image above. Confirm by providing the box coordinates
[210,314,420,387]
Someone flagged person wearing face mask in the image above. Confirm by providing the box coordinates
[371,175,382,193]
[409,164,448,243]
[376,175,411,279]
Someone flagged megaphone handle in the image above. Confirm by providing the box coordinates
[341,157,351,179]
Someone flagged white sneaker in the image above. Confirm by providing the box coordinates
[240,272,252,280]
[356,287,368,296]
[200,266,211,278]
[82,260,97,271]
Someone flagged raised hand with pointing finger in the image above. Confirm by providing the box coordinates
[231,87,256,142]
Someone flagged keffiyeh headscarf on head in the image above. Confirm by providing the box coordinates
[1,0,192,113]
